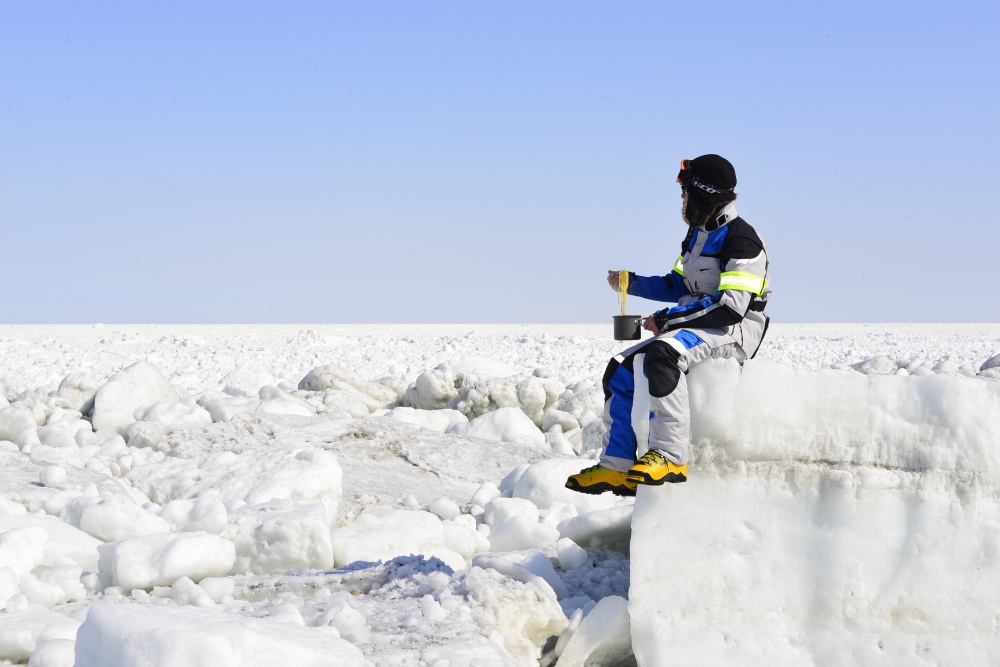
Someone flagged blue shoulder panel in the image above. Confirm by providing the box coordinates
[702,226,730,255]
[686,226,729,254]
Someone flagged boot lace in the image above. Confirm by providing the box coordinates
[637,450,668,466]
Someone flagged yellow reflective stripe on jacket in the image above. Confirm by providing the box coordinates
[718,271,765,295]
[672,254,684,276]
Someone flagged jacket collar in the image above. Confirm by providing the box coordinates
[702,203,738,232]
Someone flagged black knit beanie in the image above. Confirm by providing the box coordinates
[689,154,737,191]
[677,154,737,197]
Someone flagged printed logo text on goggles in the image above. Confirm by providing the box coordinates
[676,158,733,195]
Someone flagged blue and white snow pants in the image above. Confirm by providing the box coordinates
[599,327,747,472]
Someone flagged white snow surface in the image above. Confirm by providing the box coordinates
[0,322,998,666]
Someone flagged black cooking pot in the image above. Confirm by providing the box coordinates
[613,315,642,341]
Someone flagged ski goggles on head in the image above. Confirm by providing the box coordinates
[676,158,732,196]
[676,159,692,184]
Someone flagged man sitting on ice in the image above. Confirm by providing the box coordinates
[567,154,771,496]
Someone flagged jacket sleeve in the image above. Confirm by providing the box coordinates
[626,264,690,304]
[654,237,768,332]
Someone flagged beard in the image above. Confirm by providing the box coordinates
[681,190,717,228]
[681,189,736,229]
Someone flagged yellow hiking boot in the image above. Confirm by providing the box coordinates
[565,464,637,497]
[626,450,687,486]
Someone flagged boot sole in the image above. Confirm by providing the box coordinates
[565,480,636,497]
[626,471,687,486]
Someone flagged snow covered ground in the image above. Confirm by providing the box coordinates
[0,323,998,666]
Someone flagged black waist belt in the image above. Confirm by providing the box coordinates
[750,300,767,312]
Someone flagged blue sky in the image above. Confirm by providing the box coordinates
[2,1,997,324]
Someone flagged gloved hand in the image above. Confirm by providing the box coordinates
[644,310,670,335]
[607,270,635,292]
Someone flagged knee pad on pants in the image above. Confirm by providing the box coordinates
[643,341,682,398]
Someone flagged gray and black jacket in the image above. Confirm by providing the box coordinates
[626,203,771,357]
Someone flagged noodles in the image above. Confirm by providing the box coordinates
[618,270,629,316]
